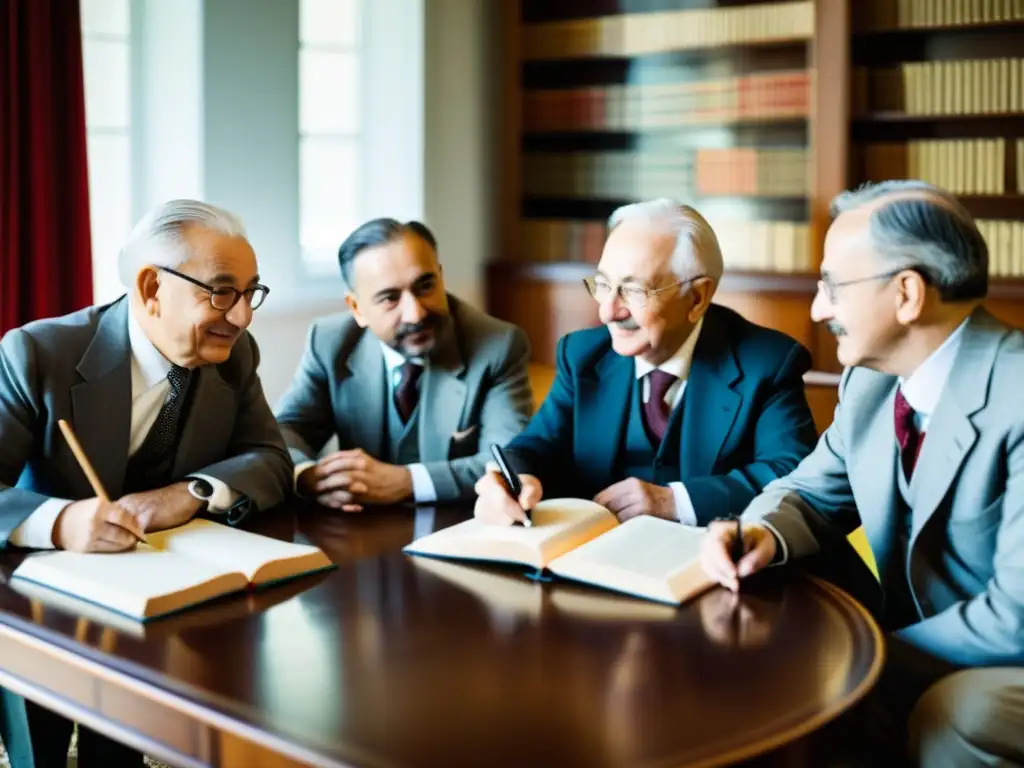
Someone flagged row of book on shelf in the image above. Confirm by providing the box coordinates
[860,0,1024,29]
[523,148,808,200]
[855,58,1024,116]
[518,218,1024,278]
[522,1,813,60]
[864,139,1023,195]
[523,71,810,133]
[520,218,813,273]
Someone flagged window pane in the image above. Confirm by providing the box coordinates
[80,0,130,37]
[299,50,359,135]
[86,131,132,303]
[83,39,130,129]
[300,0,359,48]
[300,138,359,266]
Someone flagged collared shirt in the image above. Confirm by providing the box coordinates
[10,310,239,549]
[292,342,438,503]
[898,318,970,433]
[634,316,704,526]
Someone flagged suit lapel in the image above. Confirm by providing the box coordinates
[576,349,633,485]
[678,315,742,480]
[908,311,999,545]
[851,383,901,579]
[172,366,235,477]
[419,320,467,463]
[70,299,132,497]
[342,331,387,459]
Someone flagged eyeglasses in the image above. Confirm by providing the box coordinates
[583,275,705,310]
[817,268,921,304]
[158,267,269,311]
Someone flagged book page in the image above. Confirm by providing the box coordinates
[403,498,618,569]
[146,519,333,586]
[11,548,247,620]
[548,516,716,605]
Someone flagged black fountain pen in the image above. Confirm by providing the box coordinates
[732,517,745,565]
[490,444,532,528]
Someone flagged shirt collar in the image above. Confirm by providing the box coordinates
[898,318,970,418]
[127,307,173,390]
[634,316,704,381]
[380,340,423,371]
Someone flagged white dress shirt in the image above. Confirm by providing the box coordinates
[634,316,704,525]
[898,318,969,433]
[9,311,238,549]
[293,342,437,503]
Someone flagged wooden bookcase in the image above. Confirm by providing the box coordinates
[487,0,1024,371]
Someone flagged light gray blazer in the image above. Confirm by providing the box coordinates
[0,297,294,545]
[743,308,1024,667]
[274,295,534,503]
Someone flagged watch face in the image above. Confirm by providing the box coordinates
[190,478,214,499]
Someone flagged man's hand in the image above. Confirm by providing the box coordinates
[117,482,203,533]
[473,468,543,526]
[306,449,413,510]
[52,497,146,553]
[700,519,778,592]
[593,478,677,522]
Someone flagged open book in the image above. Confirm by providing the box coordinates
[11,519,334,622]
[403,499,716,606]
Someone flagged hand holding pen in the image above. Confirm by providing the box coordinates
[699,516,779,592]
[472,445,543,527]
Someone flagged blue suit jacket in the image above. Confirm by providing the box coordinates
[505,305,818,523]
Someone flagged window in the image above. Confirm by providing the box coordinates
[80,0,133,304]
[299,0,362,275]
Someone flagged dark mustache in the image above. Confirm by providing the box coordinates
[395,315,441,340]
[825,321,846,337]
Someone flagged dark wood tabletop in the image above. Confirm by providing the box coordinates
[0,504,884,768]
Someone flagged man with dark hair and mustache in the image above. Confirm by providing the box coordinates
[275,218,533,509]
[475,199,819,528]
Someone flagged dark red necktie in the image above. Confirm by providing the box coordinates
[643,370,678,444]
[395,361,424,423]
[893,387,925,479]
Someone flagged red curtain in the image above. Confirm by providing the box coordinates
[1,0,93,336]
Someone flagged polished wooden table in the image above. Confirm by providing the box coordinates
[0,505,884,768]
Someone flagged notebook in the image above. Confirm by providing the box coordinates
[402,498,716,606]
[11,518,335,622]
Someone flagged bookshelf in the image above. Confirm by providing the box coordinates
[850,0,1024,334]
[487,0,1024,372]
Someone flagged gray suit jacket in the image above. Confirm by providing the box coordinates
[274,295,533,503]
[743,308,1024,667]
[0,297,293,546]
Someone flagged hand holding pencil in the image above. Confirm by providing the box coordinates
[51,419,146,553]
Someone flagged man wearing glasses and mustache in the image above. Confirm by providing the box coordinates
[0,199,292,766]
[474,199,820,529]
[275,218,533,510]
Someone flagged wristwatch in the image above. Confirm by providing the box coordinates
[186,477,214,513]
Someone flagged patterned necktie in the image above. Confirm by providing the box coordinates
[893,387,925,480]
[137,365,193,461]
[642,370,678,445]
[395,361,424,424]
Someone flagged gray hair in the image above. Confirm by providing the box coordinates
[830,180,988,301]
[607,198,724,282]
[118,199,248,286]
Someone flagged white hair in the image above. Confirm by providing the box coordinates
[607,198,724,282]
[117,199,248,286]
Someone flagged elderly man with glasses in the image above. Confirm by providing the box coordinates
[474,199,819,529]
[0,199,291,768]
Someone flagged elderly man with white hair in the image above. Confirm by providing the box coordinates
[475,198,819,528]
[0,199,292,767]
